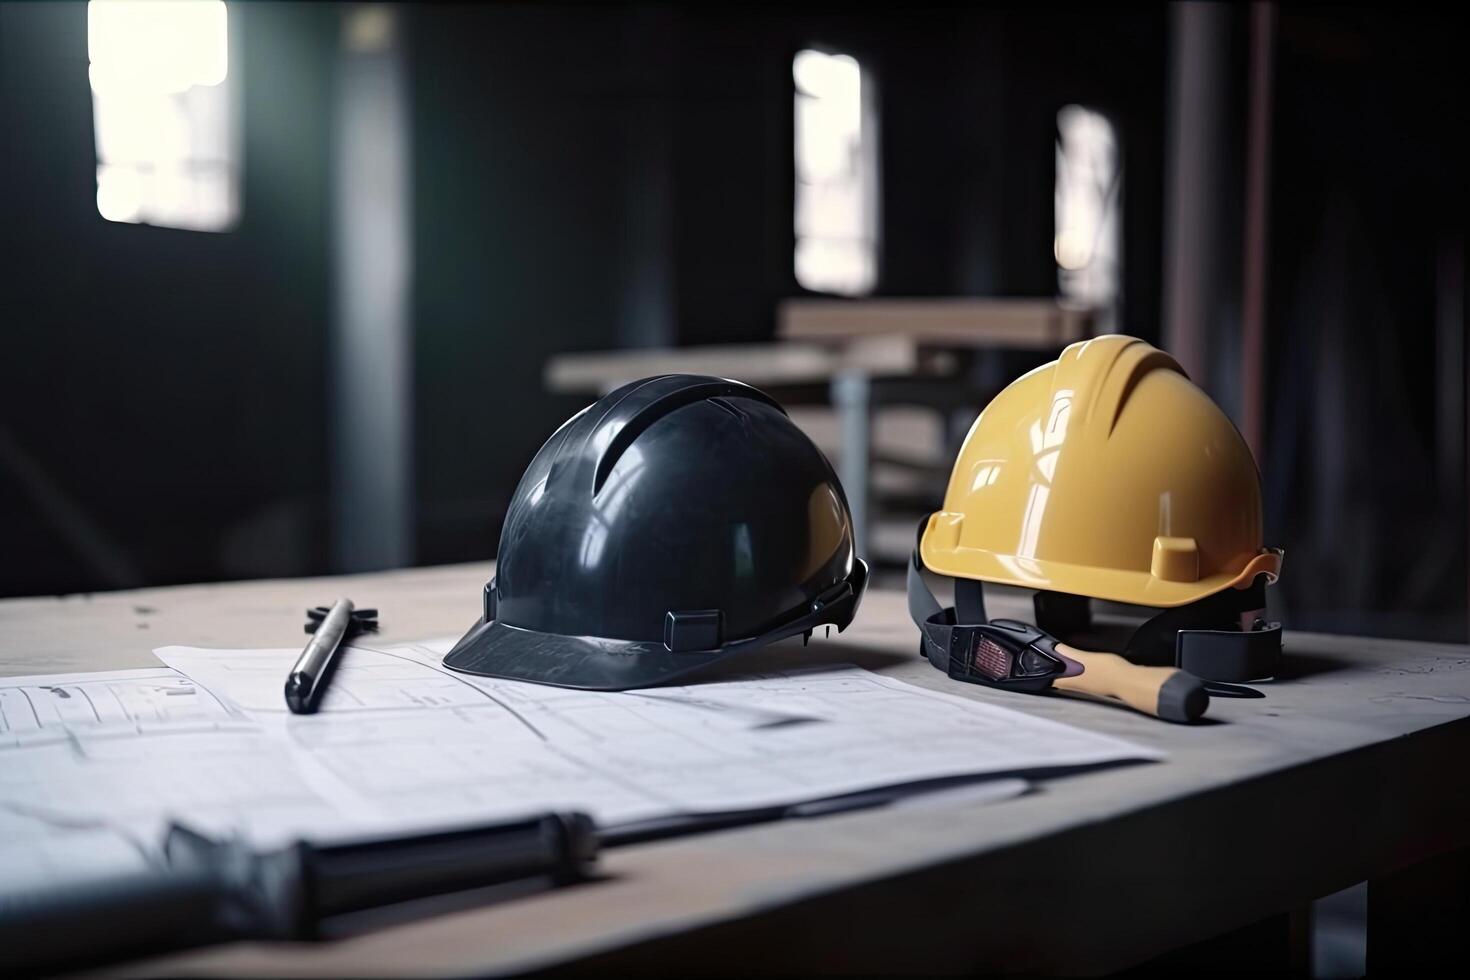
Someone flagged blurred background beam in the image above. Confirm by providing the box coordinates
[1240,2,1276,462]
[1162,1,1230,383]
[330,4,413,572]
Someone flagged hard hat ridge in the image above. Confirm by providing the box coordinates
[1056,334,1186,437]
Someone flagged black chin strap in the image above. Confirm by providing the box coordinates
[907,545,959,671]
[909,543,998,672]
[908,522,1284,682]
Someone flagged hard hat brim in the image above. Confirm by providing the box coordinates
[919,540,1282,609]
[442,618,759,691]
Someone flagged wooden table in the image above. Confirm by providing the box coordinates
[4,563,1468,974]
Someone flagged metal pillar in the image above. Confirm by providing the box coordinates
[329,4,413,572]
[1162,2,1231,384]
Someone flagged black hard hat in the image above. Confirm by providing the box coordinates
[442,375,869,690]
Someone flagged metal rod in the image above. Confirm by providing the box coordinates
[1162,1,1230,383]
[831,370,872,558]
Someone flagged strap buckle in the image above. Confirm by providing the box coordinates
[1175,621,1283,681]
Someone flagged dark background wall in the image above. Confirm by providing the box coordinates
[1263,6,1467,639]
[1,2,1464,642]
[1,1,335,595]
[410,4,630,564]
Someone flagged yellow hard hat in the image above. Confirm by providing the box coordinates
[922,334,1280,604]
[910,334,1283,682]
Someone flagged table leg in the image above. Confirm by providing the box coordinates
[1125,908,1312,975]
[1367,845,1470,972]
[831,371,872,558]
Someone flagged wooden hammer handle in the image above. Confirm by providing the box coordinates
[1052,644,1209,723]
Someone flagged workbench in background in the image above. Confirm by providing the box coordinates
[545,298,1092,564]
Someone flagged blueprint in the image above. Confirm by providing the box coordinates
[1,641,1161,889]
[0,667,243,747]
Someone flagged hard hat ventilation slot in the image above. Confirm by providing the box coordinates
[708,396,746,419]
[591,380,784,496]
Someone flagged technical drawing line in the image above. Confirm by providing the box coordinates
[78,685,103,723]
[339,642,548,740]
[19,687,41,728]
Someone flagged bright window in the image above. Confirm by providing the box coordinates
[793,48,877,296]
[1054,105,1121,329]
[88,0,238,231]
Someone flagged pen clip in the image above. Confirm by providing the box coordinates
[305,605,380,635]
